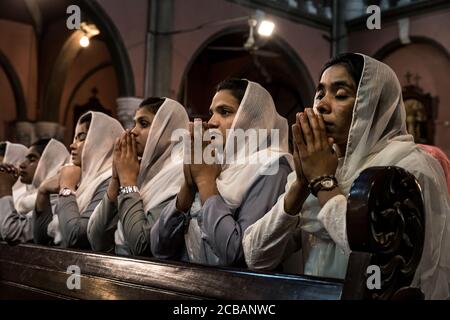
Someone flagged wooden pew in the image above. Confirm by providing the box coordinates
[345,166,425,300]
[0,166,425,300]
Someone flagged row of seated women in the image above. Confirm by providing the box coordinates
[1,53,450,299]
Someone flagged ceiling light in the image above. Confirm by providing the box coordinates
[258,20,275,37]
[79,35,90,47]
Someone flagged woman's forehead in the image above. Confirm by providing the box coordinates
[27,146,41,158]
[210,90,240,109]
[75,122,88,132]
[75,121,89,134]
[135,107,155,119]
[321,64,353,83]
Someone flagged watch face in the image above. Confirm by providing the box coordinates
[60,188,73,196]
[321,179,334,188]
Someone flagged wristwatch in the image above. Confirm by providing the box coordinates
[119,185,140,195]
[309,175,338,197]
[59,187,76,197]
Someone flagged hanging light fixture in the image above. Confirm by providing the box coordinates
[257,20,275,37]
[79,35,90,47]
[79,22,100,48]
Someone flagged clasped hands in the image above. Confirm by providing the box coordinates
[183,121,222,191]
[112,130,140,187]
[292,108,338,184]
[39,163,82,196]
[176,121,222,210]
[0,164,19,196]
[284,108,338,214]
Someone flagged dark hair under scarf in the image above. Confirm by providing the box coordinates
[320,53,364,87]
[216,79,249,104]
[30,138,51,156]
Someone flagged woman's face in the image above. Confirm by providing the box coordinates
[130,107,155,157]
[313,64,357,147]
[208,89,240,145]
[70,122,89,167]
[19,146,41,184]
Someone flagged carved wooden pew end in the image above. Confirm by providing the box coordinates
[344,166,425,300]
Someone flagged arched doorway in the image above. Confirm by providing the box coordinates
[42,0,135,123]
[179,28,315,148]
[79,0,135,97]
[0,0,134,143]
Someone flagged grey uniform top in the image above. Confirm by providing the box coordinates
[0,196,33,243]
[88,192,173,256]
[33,178,110,249]
[150,157,292,267]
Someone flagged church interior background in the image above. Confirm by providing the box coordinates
[0,0,449,156]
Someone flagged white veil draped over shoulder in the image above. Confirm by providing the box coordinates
[15,139,69,215]
[298,54,450,299]
[185,80,294,264]
[137,98,190,212]
[75,111,125,212]
[3,142,28,212]
[216,80,293,208]
[113,98,189,248]
[48,112,124,244]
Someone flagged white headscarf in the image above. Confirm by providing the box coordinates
[47,115,124,245]
[114,98,189,248]
[3,142,28,166]
[3,142,28,212]
[217,80,293,207]
[298,54,450,299]
[14,139,69,215]
[137,98,190,211]
[75,111,125,212]
[186,80,294,264]
[48,112,124,245]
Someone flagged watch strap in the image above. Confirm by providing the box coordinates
[59,187,76,197]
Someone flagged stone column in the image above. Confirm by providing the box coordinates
[332,0,349,56]
[145,0,173,97]
[116,97,143,129]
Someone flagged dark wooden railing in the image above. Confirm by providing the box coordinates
[0,166,425,300]
[0,243,347,300]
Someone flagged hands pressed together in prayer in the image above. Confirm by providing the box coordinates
[284,108,341,215]
[176,120,222,212]
[0,164,19,197]
[40,163,81,194]
[59,164,82,191]
[114,130,140,186]
[39,174,60,194]
[107,130,140,201]
[36,163,82,212]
